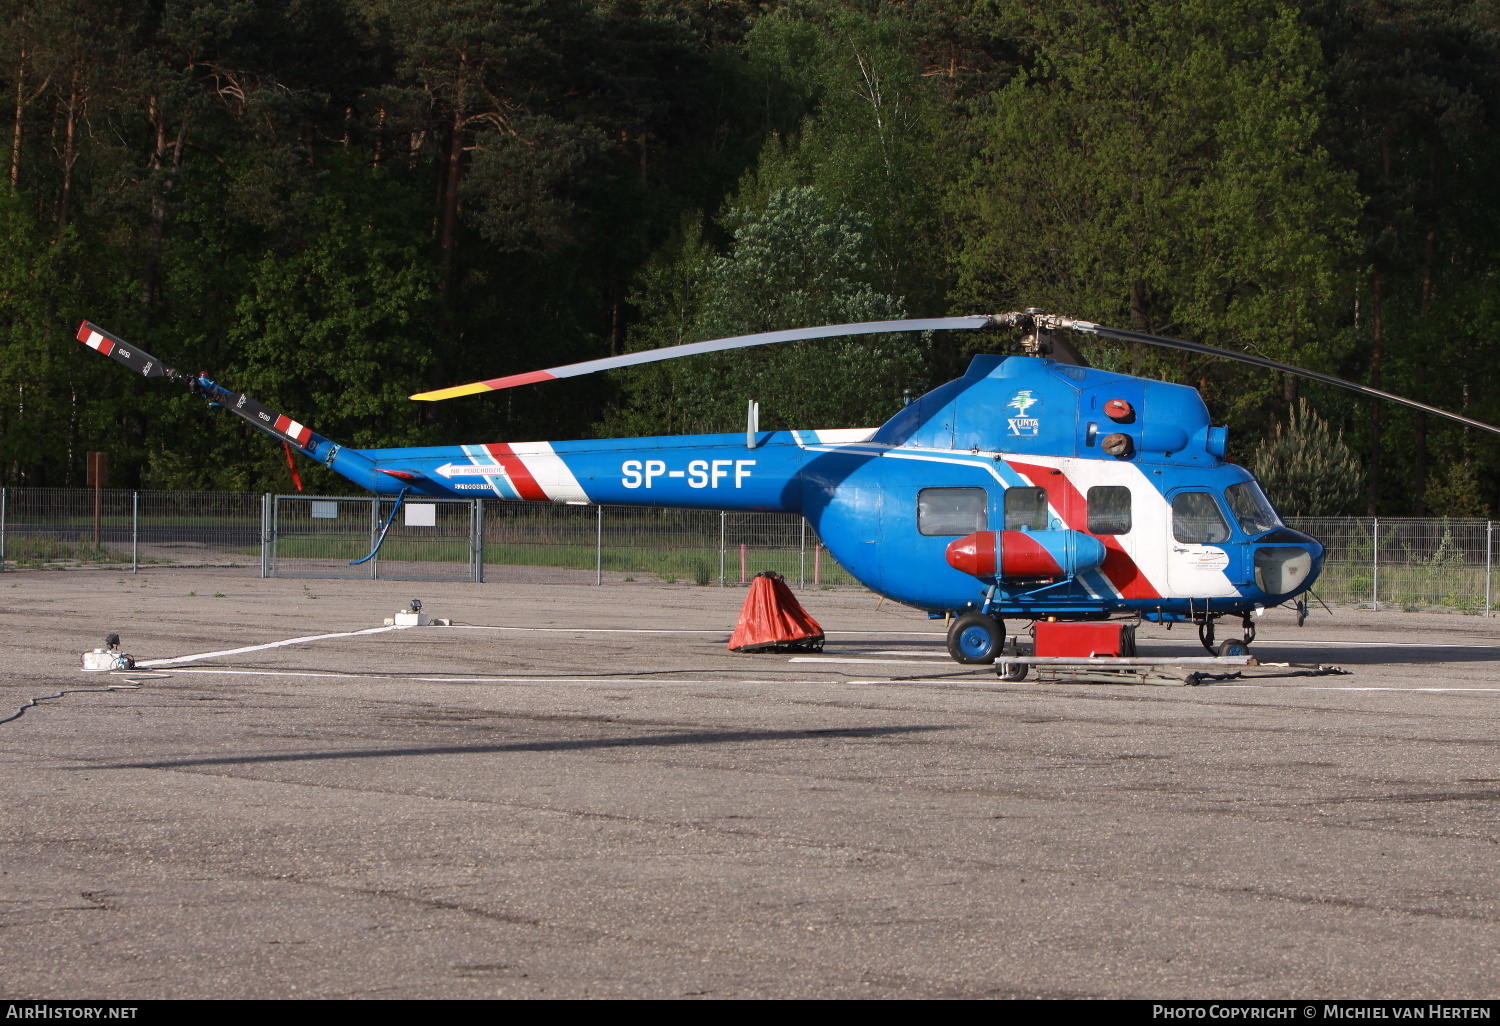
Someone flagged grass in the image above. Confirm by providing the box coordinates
[1313,564,1489,614]
[2,537,133,568]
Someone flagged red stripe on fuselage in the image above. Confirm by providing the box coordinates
[1006,460,1159,599]
[484,443,549,501]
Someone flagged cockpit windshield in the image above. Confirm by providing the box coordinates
[1225,481,1282,536]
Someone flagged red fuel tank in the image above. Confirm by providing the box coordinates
[945,529,1107,581]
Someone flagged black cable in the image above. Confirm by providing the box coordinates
[1,681,141,725]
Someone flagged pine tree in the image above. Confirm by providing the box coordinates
[1253,400,1364,516]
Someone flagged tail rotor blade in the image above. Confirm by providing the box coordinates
[76,321,170,379]
[75,320,321,452]
[1048,316,1500,438]
[410,316,998,401]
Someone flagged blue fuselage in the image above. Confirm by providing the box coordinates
[292,355,1324,619]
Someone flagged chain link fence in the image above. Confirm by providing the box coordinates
[1,489,1486,609]
[0,488,857,588]
[0,488,260,572]
[1285,517,1494,614]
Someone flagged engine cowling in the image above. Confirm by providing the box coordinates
[945,529,1107,581]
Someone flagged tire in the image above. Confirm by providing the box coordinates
[1216,638,1250,658]
[997,659,1029,681]
[948,612,1003,664]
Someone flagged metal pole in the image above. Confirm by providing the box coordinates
[799,518,806,589]
[370,496,380,580]
[1371,517,1379,611]
[92,467,101,548]
[1,486,6,571]
[131,491,139,574]
[719,511,726,586]
[261,493,273,578]
[1486,520,1493,618]
[596,504,603,586]
[473,499,485,584]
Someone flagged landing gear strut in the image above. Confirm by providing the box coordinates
[1199,614,1255,656]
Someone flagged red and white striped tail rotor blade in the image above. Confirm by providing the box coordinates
[410,316,997,401]
[76,321,169,378]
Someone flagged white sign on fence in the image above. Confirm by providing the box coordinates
[404,503,436,527]
[310,501,338,519]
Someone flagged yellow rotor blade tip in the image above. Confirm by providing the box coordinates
[410,381,493,401]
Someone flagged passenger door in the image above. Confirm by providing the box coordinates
[1165,490,1240,597]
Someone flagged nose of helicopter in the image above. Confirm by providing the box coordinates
[1250,527,1325,598]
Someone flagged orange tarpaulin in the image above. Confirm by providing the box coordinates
[727,571,825,653]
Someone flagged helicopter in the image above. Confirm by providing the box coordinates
[74,309,1500,668]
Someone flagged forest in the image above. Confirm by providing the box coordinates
[1,0,1497,516]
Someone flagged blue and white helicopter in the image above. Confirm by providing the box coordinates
[77,309,1500,668]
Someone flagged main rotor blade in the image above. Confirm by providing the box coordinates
[1048,316,1500,438]
[410,316,997,401]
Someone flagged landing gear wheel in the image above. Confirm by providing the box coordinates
[948,612,1003,664]
[1198,620,1216,654]
[1216,638,1250,658]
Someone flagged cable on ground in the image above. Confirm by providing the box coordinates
[1,679,143,725]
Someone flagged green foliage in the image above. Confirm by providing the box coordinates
[0,0,1497,511]
[951,0,1360,416]
[1253,400,1364,516]
[743,6,953,306]
[1426,461,1488,518]
[604,186,920,434]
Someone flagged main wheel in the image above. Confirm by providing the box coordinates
[948,612,1003,664]
[1216,638,1250,658]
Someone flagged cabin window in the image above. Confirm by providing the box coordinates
[1172,492,1232,544]
[1003,486,1049,531]
[918,488,988,536]
[1087,486,1132,535]
[1225,481,1282,536]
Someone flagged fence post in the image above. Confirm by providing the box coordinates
[799,518,806,589]
[0,486,6,571]
[131,491,139,574]
[260,493,272,578]
[473,499,485,584]
[1371,517,1380,610]
[716,511,725,586]
[369,496,379,580]
[1487,520,1493,618]
[596,504,603,586]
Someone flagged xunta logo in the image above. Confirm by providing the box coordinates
[1007,390,1041,436]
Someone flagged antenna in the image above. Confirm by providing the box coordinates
[746,400,760,449]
